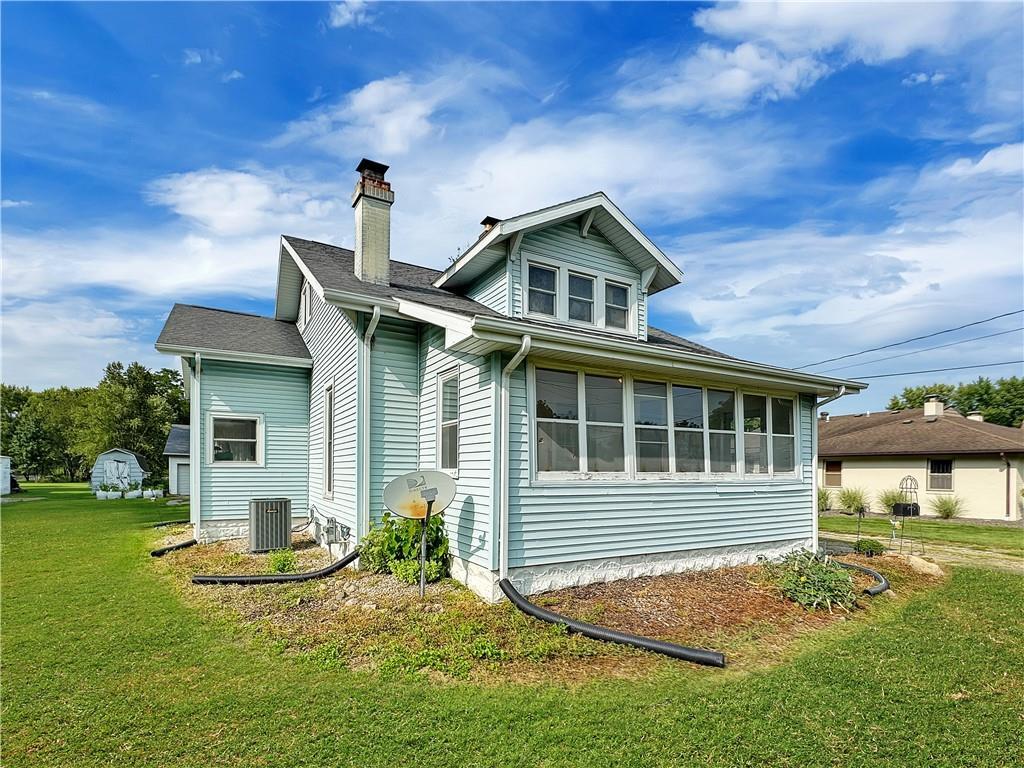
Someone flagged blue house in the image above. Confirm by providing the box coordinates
[156,159,864,600]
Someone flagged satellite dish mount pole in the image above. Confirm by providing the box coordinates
[419,491,437,599]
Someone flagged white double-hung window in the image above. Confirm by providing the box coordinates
[771,397,796,473]
[672,385,705,473]
[535,368,625,475]
[707,389,737,473]
[743,394,769,474]
[439,371,459,472]
[605,282,629,330]
[568,274,595,324]
[209,414,263,465]
[634,381,669,473]
[323,385,334,495]
[584,374,625,472]
[527,264,558,317]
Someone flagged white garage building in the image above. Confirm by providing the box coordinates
[163,424,190,496]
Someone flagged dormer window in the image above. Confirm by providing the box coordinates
[605,282,629,329]
[568,274,595,323]
[527,264,557,317]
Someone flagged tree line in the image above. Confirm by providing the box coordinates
[885,376,1024,427]
[1,362,188,482]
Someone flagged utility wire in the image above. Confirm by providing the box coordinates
[856,361,1024,380]
[818,327,1024,374]
[795,309,1024,369]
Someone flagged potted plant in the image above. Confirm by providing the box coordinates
[124,481,143,500]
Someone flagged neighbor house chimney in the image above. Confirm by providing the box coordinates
[820,411,830,421]
[480,215,500,233]
[923,394,945,418]
[967,410,985,422]
[352,158,394,286]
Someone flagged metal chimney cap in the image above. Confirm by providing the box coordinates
[924,393,943,402]
[356,158,390,179]
[480,215,501,229]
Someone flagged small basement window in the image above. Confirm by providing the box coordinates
[824,460,842,488]
[211,416,261,464]
[928,458,953,491]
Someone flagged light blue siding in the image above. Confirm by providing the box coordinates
[300,286,359,532]
[505,361,816,568]
[419,326,496,569]
[369,317,420,523]
[465,257,508,314]
[198,360,309,521]
[512,221,648,338]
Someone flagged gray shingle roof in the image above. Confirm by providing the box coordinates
[283,235,730,360]
[157,304,311,361]
[819,409,1024,456]
[163,424,189,456]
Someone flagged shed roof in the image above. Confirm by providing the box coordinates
[163,424,190,456]
[156,304,311,363]
[95,448,151,472]
[819,409,1024,457]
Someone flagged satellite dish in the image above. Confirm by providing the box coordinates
[383,470,456,520]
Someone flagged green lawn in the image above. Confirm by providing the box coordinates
[819,514,1024,555]
[3,484,1023,767]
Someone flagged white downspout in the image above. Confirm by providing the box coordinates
[812,385,847,552]
[359,306,381,540]
[499,335,531,582]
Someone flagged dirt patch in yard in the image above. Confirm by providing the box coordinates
[153,534,943,684]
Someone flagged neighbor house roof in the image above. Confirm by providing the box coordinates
[156,304,311,366]
[282,235,731,360]
[819,409,1024,457]
[163,425,189,456]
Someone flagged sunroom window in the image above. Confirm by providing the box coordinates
[673,385,705,473]
[707,389,737,473]
[634,380,669,472]
[568,274,595,323]
[527,264,557,317]
[743,394,769,474]
[772,397,796,473]
[584,374,624,471]
[536,368,580,471]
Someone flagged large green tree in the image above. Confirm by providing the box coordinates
[1,384,32,456]
[886,376,1024,427]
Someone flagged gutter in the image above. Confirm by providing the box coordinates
[358,306,381,540]
[190,353,202,531]
[812,386,848,552]
[1000,452,1012,519]
[499,335,531,581]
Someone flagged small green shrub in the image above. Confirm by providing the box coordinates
[360,512,450,578]
[930,495,966,519]
[268,548,298,574]
[853,538,886,556]
[876,488,905,515]
[817,487,833,513]
[762,551,856,612]
[838,487,869,514]
[389,558,444,585]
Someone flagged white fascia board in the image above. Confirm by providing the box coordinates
[395,300,475,348]
[155,344,313,369]
[323,289,401,315]
[470,316,865,395]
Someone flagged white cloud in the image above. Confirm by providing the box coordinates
[0,299,165,388]
[1,199,31,208]
[13,88,110,120]
[903,71,946,87]
[617,42,826,113]
[182,48,221,66]
[328,0,373,29]
[221,69,245,83]
[941,142,1022,179]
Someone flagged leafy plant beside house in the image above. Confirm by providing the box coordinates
[930,495,966,519]
[268,549,298,574]
[838,487,869,514]
[817,487,833,513]
[876,488,905,516]
[359,512,450,584]
[853,538,886,556]
[762,551,856,612]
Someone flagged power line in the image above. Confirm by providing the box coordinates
[818,327,1024,374]
[795,309,1024,370]
[856,361,1024,380]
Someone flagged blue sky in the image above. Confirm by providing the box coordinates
[2,1,1022,412]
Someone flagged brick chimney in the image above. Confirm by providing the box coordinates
[352,159,393,286]
[967,410,985,422]
[923,394,945,418]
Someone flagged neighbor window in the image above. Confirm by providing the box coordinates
[605,282,629,330]
[211,416,260,464]
[634,380,669,473]
[527,264,557,317]
[824,460,842,488]
[673,384,705,473]
[439,372,459,471]
[536,368,580,472]
[324,386,334,494]
[568,274,595,323]
[707,389,737,473]
[772,397,796,473]
[928,459,953,491]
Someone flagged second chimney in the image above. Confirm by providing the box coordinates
[352,159,394,286]
[923,394,945,418]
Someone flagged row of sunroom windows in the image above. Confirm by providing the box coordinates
[534,367,798,478]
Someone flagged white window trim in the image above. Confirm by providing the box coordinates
[927,457,954,492]
[437,368,460,477]
[521,252,639,336]
[206,411,265,468]
[528,360,802,485]
[323,383,334,499]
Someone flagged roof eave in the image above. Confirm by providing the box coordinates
[154,343,313,369]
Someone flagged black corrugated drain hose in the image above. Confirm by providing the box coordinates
[835,560,890,596]
[191,548,360,585]
[152,519,190,528]
[151,539,197,557]
[498,578,726,668]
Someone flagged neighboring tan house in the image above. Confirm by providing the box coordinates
[163,424,190,496]
[818,395,1024,521]
[155,159,865,601]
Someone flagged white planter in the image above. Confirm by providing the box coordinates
[101,491,121,500]
[96,491,105,500]
[143,490,155,499]
[125,490,143,499]
[152,489,164,498]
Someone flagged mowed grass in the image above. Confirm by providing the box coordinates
[819,513,1024,555]
[3,484,1023,768]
